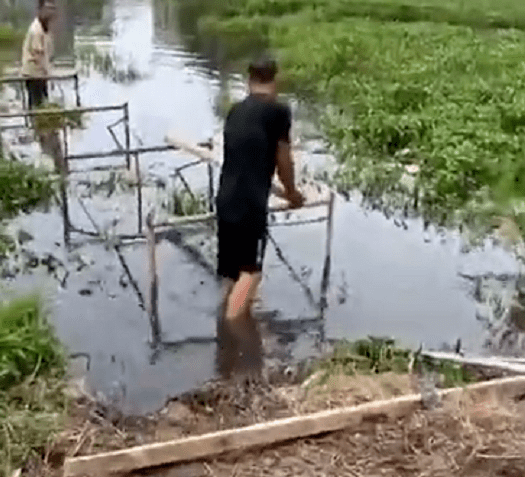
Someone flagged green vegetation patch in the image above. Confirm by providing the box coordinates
[0,295,66,390]
[0,296,68,477]
[169,187,209,217]
[309,338,476,389]
[195,1,525,227]
[0,158,55,219]
[33,102,85,132]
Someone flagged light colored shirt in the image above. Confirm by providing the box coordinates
[21,18,53,78]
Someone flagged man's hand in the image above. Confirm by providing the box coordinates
[285,188,305,209]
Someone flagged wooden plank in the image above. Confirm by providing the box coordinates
[63,375,525,476]
[151,200,330,231]
[422,350,525,374]
[0,70,78,82]
[165,134,220,166]
[0,103,125,119]
[165,133,333,207]
[145,211,161,345]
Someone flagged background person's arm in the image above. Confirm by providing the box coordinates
[29,29,45,57]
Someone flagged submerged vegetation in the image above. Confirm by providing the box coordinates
[34,102,85,132]
[178,0,525,233]
[169,187,209,217]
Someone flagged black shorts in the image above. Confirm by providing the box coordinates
[25,79,48,110]
[217,219,268,281]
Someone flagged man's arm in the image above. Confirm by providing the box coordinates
[29,29,45,56]
[276,139,304,208]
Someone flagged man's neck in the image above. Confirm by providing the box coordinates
[38,17,49,33]
[249,83,276,101]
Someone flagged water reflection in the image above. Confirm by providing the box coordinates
[153,0,269,72]
[70,0,107,25]
[76,44,143,83]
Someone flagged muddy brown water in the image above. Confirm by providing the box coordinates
[0,0,522,415]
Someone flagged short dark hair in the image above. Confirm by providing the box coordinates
[38,0,54,9]
[248,56,278,84]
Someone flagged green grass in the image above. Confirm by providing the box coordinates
[0,296,68,477]
[309,338,476,388]
[209,0,525,30]
[0,296,66,389]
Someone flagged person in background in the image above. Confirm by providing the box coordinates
[215,55,304,377]
[21,0,56,110]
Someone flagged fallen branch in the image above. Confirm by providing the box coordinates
[63,375,525,476]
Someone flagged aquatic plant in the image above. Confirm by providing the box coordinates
[169,187,209,217]
[0,158,55,220]
[76,45,143,84]
[186,0,525,231]
[33,102,84,132]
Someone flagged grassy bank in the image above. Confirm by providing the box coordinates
[0,22,67,473]
[0,296,68,477]
[308,338,476,389]
[187,0,525,232]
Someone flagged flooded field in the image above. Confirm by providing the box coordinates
[0,0,522,415]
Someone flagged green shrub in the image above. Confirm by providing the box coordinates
[0,159,55,219]
[0,295,66,390]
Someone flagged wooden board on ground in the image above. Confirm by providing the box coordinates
[423,350,525,375]
[63,375,525,476]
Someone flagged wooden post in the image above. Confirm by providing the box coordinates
[135,152,142,234]
[319,192,335,320]
[123,102,130,170]
[146,211,161,346]
[207,162,214,212]
[61,177,70,248]
[62,124,68,163]
[73,73,80,107]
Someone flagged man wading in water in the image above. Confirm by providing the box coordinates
[21,0,56,110]
[216,56,305,377]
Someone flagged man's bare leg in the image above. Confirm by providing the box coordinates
[225,271,262,325]
[220,277,235,318]
[216,277,236,378]
[223,271,263,377]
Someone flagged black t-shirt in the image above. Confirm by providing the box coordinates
[216,93,291,228]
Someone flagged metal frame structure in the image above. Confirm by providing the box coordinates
[0,72,81,127]
[0,80,336,351]
[144,192,335,347]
